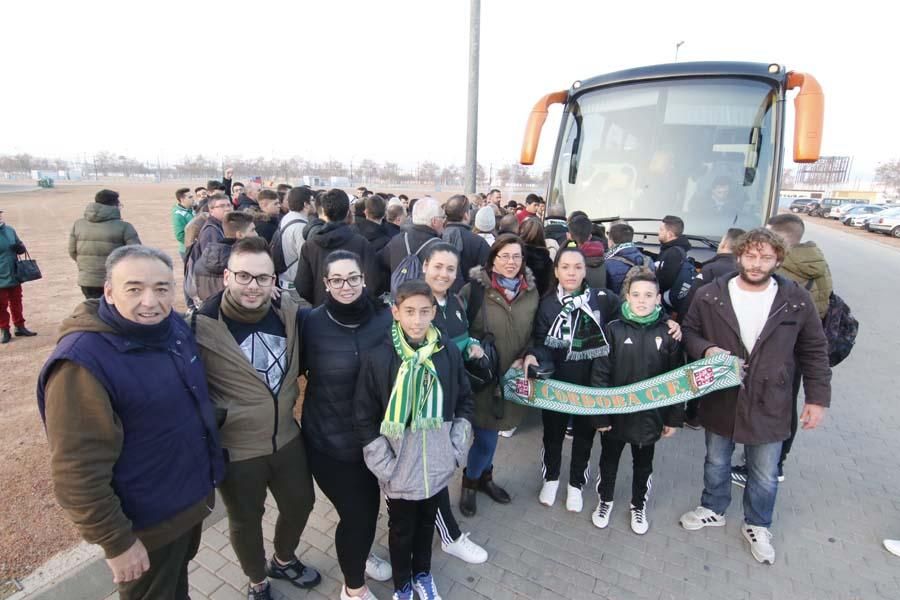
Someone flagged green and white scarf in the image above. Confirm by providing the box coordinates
[545,286,610,360]
[381,322,445,439]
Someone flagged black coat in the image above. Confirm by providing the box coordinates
[529,288,620,386]
[303,217,325,241]
[235,194,259,212]
[543,219,569,247]
[353,219,392,253]
[294,222,380,306]
[254,215,280,244]
[590,315,685,445]
[524,244,554,297]
[383,221,403,239]
[353,335,474,448]
[379,225,441,275]
[442,222,491,293]
[300,304,393,462]
[656,235,692,293]
[686,253,737,308]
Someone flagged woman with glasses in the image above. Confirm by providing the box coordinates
[418,243,489,565]
[299,250,393,600]
[457,234,541,516]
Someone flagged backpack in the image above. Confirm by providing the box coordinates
[390,233,439,299]
[808,280,858,367]
[270,219,305,275]
[606,252,654,271]
[662,246,698,317]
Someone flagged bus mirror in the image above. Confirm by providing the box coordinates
[520,90,568,165]
[786,72,824,164]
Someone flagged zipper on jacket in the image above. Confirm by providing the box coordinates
[271,389,279,454]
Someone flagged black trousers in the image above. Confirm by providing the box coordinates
[386,494,440,590]
[597,434,655,509]
[218,436,315,583]
[306,443,380,589]
[434,486,462,545]
[779,369,804,467]
[541,410,595,488]
[118,524,202,600]
[81,286,104,299]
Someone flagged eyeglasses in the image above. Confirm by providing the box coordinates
[233,271,276,286]
[325,275,363,289]
[496,254,523,263]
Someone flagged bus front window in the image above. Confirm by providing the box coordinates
[551,78,778,240]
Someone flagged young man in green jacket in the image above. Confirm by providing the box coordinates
[172,188,195,260]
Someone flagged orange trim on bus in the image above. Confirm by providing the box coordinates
[786,72,824,164]
[519,90,568,165]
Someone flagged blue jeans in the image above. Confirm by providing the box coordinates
[466,427,499,479]
[701,431,782,527]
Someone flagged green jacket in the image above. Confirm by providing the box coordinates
[0,224,25,289]
[461,266,540,430]
[69,203,141,288]
[171,204,193,255]
[778,241,832,319]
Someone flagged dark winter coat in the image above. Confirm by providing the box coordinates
[235,194,259,212]
[194,216,225,260]
[193,238,235,302]
[303,217,325,241]
[687,253,737,307]
[68,203,141,287]
[294,221,380,306]
[590,314,685,445]
[656,235,692,293]
[0,224,26,289]
[353,219,392,253]
[254,214,281,244]
[682,274,831,445]
[379,224,441,275]
[383,221,403,239]
[529,287,621,386]
[442,222,491,293]
[524,244,554,297]
[605,244,653,296]
[581,241,607,291]
[461,266,540,430]
[779,242,833,319]
[300,303,393,463]
[543,219,569,247]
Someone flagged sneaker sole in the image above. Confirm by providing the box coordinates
[731,477,747,488]
[680,516,726,531]
[741,529,775,564]
[566,504,583,513]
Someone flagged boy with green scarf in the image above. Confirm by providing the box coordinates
[354,280,474,600]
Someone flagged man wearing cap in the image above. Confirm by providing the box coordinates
[0,208,37,343]
[69,189,141,299]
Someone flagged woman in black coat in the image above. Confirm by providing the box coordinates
[519,217,554,297]
[299,250,393,598]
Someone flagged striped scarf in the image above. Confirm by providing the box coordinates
[545,286,610,361]
[381,322,445,439]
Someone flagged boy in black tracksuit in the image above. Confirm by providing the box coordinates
[590,268,684,535]
[354,280,473,600]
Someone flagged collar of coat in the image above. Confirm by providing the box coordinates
[468,265,537,294]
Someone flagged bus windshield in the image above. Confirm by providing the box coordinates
[550,77,779,241]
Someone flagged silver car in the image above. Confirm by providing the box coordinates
[868,208,900,237]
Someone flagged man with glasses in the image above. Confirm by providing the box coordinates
[192,237,321,600]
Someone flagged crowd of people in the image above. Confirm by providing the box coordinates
[24,172,841,600]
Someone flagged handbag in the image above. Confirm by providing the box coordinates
[465,333,500,393]
[15,252,42,283]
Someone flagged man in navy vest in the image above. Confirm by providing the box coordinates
[37,245,224,600]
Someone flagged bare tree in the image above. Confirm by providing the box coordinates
[875,159,900,198]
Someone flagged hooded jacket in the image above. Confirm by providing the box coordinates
[37,300,223,558]
[68,203,141,287]
[590,313,685,445]
[778,242,833,318]
[294,221,380,306]
[354,335,474,500]
[191,292,302,462]
[303,216,325,241]
[656,235,693,293]
[353,218,392,252]
[682,274,831,445]
[460,266,540,430]
[605,244,653,296]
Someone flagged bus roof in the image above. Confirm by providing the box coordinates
[575,61,786,93]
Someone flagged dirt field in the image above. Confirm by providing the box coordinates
[1,183,891,586]
[797,211,900,249]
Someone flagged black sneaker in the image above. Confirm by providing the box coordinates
[265,556,322,589]
[247,581,273,600]
[731,464,748,488]
[565,425,574,439]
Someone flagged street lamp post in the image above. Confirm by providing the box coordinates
[464,0,481,194]
[675,40,685,61]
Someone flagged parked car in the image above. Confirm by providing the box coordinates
[828,203,866,220]
[868,209,900,237]
[789,198,819,213]
[808,198,844,217]
[841,205,884,225]
[851,206,894,228]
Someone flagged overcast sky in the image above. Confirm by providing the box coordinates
[2,0,893,182]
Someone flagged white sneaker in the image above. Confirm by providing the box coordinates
[679,506,726,530]
[499,428,517,438]
[365,553,392,582]
[630,504,649,535]
[441,532,488,564]
[565,485,583,513]
[741,524,775,564]
[884,539,900,557]
[591,500,613,529]
[342,585,380,600]
[539,480,559,506]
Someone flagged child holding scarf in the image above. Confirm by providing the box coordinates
[590,268,685,535]
[354,280,474,600]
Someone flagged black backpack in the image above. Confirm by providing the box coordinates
[807,280,858,367]
[270,219,305,276]
[662,246,698,317]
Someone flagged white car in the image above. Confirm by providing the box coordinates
[828,203,866,219]
[851,206,897,228]
[868,209,900,237]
